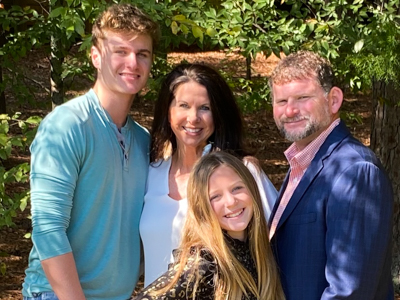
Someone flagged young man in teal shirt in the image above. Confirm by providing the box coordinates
[22,4,159,300]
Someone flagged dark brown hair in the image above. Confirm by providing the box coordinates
[150,63,248,163]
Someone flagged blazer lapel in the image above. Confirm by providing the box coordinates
[274,121,351,232]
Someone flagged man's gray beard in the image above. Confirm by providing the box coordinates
[279,119,320,142]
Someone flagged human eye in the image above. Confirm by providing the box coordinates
[232,185,244,193]
[209,194,220,201]
[178,102,189,108]
[200,105,211,111]
[115,49,126,55]
[138,52,149,58]
[298,95,310,101]
[274,99,287,106]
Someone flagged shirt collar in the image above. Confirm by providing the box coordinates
[284,118,341,171]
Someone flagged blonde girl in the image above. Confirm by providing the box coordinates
[135,151,285,300]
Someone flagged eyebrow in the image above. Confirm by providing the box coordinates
[137,49,152,56]
[110,45,152,54]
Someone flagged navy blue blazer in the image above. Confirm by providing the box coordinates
[269,121,394,300]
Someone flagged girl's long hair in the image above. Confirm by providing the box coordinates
[155,152,285,300]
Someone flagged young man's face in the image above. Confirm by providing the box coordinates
[272,77,333,149]
[91,32,153,98]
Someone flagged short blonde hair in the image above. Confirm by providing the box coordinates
[269,50,334,94]
[92,4,160,50]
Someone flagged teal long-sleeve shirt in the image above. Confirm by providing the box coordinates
[22,89,150,300]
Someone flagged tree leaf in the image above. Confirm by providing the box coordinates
[172,14,186,22]
[192,26,204,43]
[354,39,364,53]
[0,262,6,276]
[206,27,217,37]
[180,24,189,35]
[49,7,65,18]
[0,134,7,146]
[20,195,29,211]
[26,116,42,124]
[171,21,179,35]
[74,19,85,36]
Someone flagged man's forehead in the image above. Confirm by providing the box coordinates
[273,75,318,87]
[100,32,153,49]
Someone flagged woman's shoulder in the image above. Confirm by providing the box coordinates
[148,157,172,179]
[150,156,171,169]
[242,155,262,170]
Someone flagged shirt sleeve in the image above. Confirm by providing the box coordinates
[322,162,393,299]
[30,108,84,260]
[244,159,278,220]
[134,253,216,300]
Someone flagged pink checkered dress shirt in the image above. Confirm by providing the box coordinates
[269,118,341,239]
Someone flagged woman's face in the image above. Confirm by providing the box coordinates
[208,165,253,241]
[168,81,214,153]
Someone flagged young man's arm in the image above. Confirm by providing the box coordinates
[30,108,85,298]
[42,253,86,300]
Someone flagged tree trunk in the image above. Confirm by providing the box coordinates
[50,0,65,109]
[50,35,64,109]
[246,55,251,80]
[0,7,6,114]
[370,79,400,293]
[0,61,6,114]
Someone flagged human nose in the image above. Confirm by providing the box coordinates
[285,100,300,118]
[126,53,138,68]
[187,108,200,123]
[225,193,237,207]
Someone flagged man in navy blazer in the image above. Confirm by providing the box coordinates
[268,51,394,300]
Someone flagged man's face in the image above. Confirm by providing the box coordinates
[91,32,153,98]
[272,78,333,149]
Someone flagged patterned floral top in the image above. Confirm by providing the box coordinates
[134,234,258,299]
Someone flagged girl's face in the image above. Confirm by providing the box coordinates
[208,165,253,241]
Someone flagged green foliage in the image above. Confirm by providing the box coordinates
[0,0,399,229]
[0,5,46,106]
[2,0,399,108]
[342,1,400,90]
[0,262,6,275]
[0,0,108,107]
[0,113,41,228]
[227,77,272,112]
[341,111,364,125]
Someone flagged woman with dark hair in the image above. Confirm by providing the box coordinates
[139,63,277,287]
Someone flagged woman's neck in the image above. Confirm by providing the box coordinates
[172,145,205,171]
[168,146,204,200]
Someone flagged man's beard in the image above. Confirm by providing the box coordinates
[277,109,330,142]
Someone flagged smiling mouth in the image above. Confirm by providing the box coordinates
[283,116,308,123]
[120,73,140,79]
[225,209,244,218]
[184,127,202,133]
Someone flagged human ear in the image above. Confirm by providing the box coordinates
[328,86,343,114]
[91,46,101,69]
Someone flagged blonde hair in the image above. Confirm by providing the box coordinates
[92,4,160,50]
[155,151,285,300]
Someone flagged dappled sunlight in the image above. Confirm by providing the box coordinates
[1,48,377,299]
